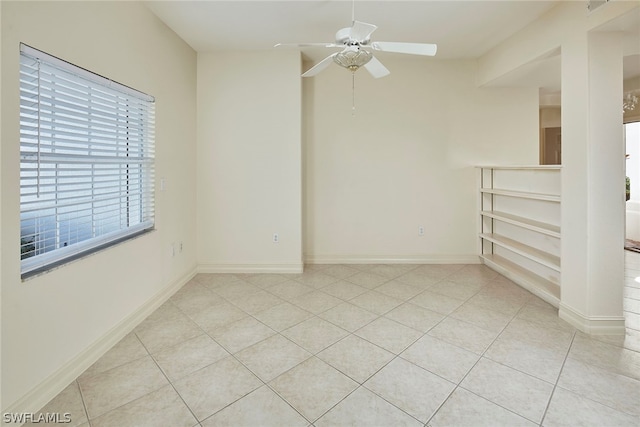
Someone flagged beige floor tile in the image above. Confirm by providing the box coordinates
[315,386,422,427]
[292,271,339,288]
[557,358,640,416]
[228,290,283,314]
[266,280,315,300]
[345,271,390,288]
[401,335,479,383]
[411,264,465,280]
[289,290,342,314]
[253,302,313,331]
[428,279,485,301]
[348,264,378,272]
[428,317,498,355]
[485,279,533,302]
[446,265,499,285]
[195,273,240,289]
[282,317,349,354]
[235,334,311,381]
[134,312,203,354]
[320,280,369,300]
[152,334,229,382]
[429,387,537,427]
[317,335,395,383]
[374,280,423,300]
[318,302,379,332]
[187,301,247,333]
[169,282,225,314]
[364,358,455,423]
[90,385,197,427]
[173,356,262,421]
[499,317,574,354]
[80,333,148,380]
[461,358,554,423]
[213,280,261,301]
[355,317,422,354]
[450,302,514,334]
[367,264,419,279]
[568,332,640,380]
[269,357,358,422]
[349,290,403,315]
[200,385,308,427]
[133,302,184,332]
[244,273,289,287]
[394,271,441,288]
[465,292,525,316]
[543,387,639,427]
[384,303,444,332]
[515,303,576,333]
[78,356,169,420]
[409,290,464,315]
[625,312,640,330]
[484,335,566,384]
[209,316,276,353]
[589,328,640,353]
[321,265,361,279]
[27,382,87,427]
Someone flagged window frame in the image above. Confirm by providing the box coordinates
[19,44,156,278]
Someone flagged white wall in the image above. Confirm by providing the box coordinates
[1,1,197,411]
[478,0,639,333]
[197,51,303,272]
[304,58,539,263]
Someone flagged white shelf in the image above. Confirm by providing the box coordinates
[479,233,560,272]
[477,165,561,308]
[476,165,562,171]
[480,254,560,307]
[480,188,560,202]
[480,210,560,238]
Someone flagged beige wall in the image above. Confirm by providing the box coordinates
[304,59,539,262]
[196,51,303,272]
[1,1,197,410]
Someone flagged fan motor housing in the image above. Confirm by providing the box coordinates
[335,27,370,45]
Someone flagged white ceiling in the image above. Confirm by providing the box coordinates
[145,0,640,90]
[145,0,560,60]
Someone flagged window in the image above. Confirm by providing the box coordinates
[19,44,155,277]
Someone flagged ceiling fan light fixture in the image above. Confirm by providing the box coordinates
[333,48,372,73]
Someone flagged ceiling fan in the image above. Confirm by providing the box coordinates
[275,6,437,78]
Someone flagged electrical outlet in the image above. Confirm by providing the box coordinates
[273,233,279,243]
[418,226,425,237]
[179,241,183,253]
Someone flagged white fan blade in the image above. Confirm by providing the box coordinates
[275,43,343,48]
[371,42,437,56]
[350,20,377,42]
[302,53,338,77]
[364,56,390,79]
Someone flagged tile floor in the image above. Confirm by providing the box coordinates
[29,257,640,427]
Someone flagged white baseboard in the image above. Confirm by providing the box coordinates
[198,262,304,274]
[2,266,197,421]
[559,303,626,335]
[304,254,480,265]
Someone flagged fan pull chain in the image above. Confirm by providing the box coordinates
[352,71,356,116]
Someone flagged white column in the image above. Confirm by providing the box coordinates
[560,31,626,334]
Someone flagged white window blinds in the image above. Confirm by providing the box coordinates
[19,44,155,276]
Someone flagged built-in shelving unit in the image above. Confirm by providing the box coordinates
[477,165,561,307]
